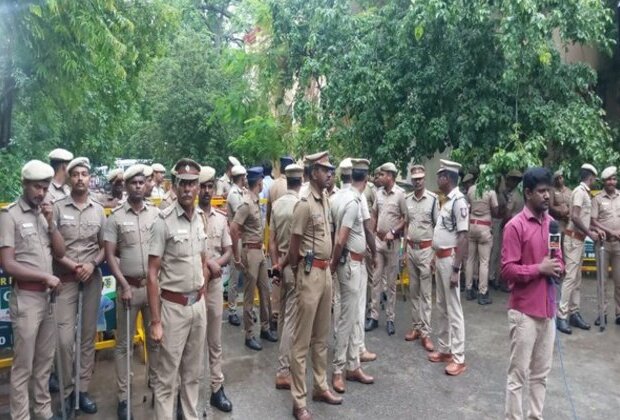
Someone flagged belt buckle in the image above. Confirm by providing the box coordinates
[185,291,198,306]
[413,242,421,250]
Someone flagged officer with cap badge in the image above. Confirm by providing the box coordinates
[428,159,468,377]
[0,160,65,420]
[47,148,74,202]
[147,158,208,419]
[230,166,278,350]
[151,163,167,199]
[216,156,242,197]
[97,168,126,208]
[53,156,106,413]
[103,164,160,419]
[142,164,155,198]
[226,164,248,326]
[197,165,234,412]
[289,151,342,420]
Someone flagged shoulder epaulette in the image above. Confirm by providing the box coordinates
[160,205,175,218]
[1,202,17,212]
[111,204,124,213]
[427,190,439,199]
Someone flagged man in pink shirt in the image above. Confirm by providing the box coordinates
[501,167,564,420]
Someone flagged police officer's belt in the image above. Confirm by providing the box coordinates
[124,276,146,288]
[435,248,455,259]
[312,258,330,270]
[470,219,492,227]
[350,251,365,262]
[15,280,47,292]
[407,239,433,250]
[243,242,262,249]
[565,229,585,242]
[161,286,205,306]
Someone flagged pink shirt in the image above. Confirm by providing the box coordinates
[501,206,564,319]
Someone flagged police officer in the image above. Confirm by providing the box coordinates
[269,163,303,390]
[147,159,208,420]
[47,148,74,202]
[230,167,277,350]
[103,164,160,419]
[404,165,439,352]
[159,168,177,210]
[549,170,572,232]
[366,162,407,336]
[557,164,600,334]
[465,179,498,304]
[0,160,65,420]
[198,166,234,412]
[216,156,242,197]
[330,158,375,395]
[267,156,296,223]
[53,157,106,413]
[151,163,167,199]
[143,164,155,198]
[97,168,126,208]
[289,151,341,420]
[428,159,468,377]
[226,164,247,326]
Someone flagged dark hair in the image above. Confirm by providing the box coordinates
[262,161,273,177]
[232,174,245,184]
[287,177,302,189]
[351,169,368,182]
[304,165,312,178]
[523,167,552,194]
[440,171,458,185]
[50,159,66,172]
[580,168,594,181]
[248,178,260,189]
[341,174,352,184]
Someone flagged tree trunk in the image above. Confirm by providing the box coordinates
[0,75,15,149]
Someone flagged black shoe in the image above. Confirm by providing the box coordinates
[270,318,278,332]
[228,313,241,326]
[260,329,278,342]
[556,318,572,335]
[176,393,183,420]
[49,372,60,393]
[490,278,499,290]
[498,283,511,293]
[365,318,378,332]
[594,315,608,326]
[117,400,134,420]
[477,292,492,305]
[245,337,263,351]
[210,386,233,412]
[78,392,97,414]
[569,312,591,330]
[616,316,620,325]
[465,289,476,301]
[386,321,395,336]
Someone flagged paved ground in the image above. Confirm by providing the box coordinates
[2,275,620,419]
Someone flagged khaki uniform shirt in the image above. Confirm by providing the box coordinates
[499,187,524,220]
[336,188,367,254]
[149,203,206,293]
[232,190,263,244]
[268,176,288,207]
[406,189,439,242]
[216,174,233,197]
[467,185,498,222]
[103,201,160,278]
[0,198,53,275]
[202,208,232,260]
[549,185,572,222]
[364,183,377,212]
[151,185,166,199]
[46,181,70,203]
[291,184,332,260]
[433,187,469,249]
[226,184,245,224]
[592,189,620,233]
[567,183,592,233]
[270,191,300,255]
[159,190,177,210]
[52,195,105,275]
[373,186,407,235]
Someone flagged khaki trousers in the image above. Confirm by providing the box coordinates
[505,309,554,420]
[154,298,206,420]
[369,239,399,321]
[333,257,365,373]
[490,219,503,282]
[115,285,158,401]
[435,255,466,363]
[277,266,297,375]
[558,235,585,319]
[205,276,225,392]
[242,248,272,338]
[360,253,373,354]
[9,288,56,420]
[603,241,620,316]
[466,224,493,294]
[227,243,241,313]
[332,270,340,335]
[57,270,102,398]
[290,266,332,408]
[406,246,433,336]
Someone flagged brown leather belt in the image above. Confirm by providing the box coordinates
[312,258,330,270]
[470,219,492,227]
[407,239,433,250]
[565,229,586,242]
[16,280,47,292]
[350,251,365,262]
[161,286,205,306]
[244,242,262,249]
[125,276,146,288]
[435,248,455,259]
[59,273,79,283]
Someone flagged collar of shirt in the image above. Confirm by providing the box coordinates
[51,180,64,190]
[249,190,260,202]
[18,197,35,213]
[285,189,299,197]
[602,188,619,199]
[381,186,395,196]
[66,195,94,209]
[579,182,591,192]
[310,184,323,201]
[522,205,545,225]
[447,186,460,200]
[411,190,429,202]
[124,200,148,215]
[174,202,202,221]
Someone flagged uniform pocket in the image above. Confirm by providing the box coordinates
[59,219,78,239]
[172,234,190,257]
[121,224,139,246]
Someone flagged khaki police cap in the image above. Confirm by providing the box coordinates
[553,169,563,178]
[351,159,370,171]
[143,165,153,177]
[462,173,474,183]
[199,166,217,184]
[507,170,523,179]
[601,166,617,180]
[48,148,74,162]
[339,158,353,175]
[151,163,166,173]
[124,165,146,181]
[173,158,201,180]
[21,160,54,181]
[284,163,304,178]
[437,159,461,175]
[305,151,335,169]
[581,163,598,177]
[228,156,241,166]
[67,157,91,173]
[107,168,124,183]
[410,164,425,179]
[231,165,247,176]
[379,162,398,175]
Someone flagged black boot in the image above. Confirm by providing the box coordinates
[477,291,492,305]
[465,289,476,301]
[569,312,591,330]
[245,337,263,351]
[210,386,233,412]
[176,393,183,420]
[260,329,278,342]
[386,321,395,336]
[594,314,608,326]
[228,312,241,326]
[49,372,60,393]
[556,318,572,334]
[365,318,378,332]
[117,400,134,420]
[78,392,97,414]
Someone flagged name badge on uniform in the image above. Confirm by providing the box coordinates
[22,222,33,228]
[122,221,135,226]
[62,214,75,220]
[177,229,188,234]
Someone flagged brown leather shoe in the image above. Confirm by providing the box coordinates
[311,389,343,405]
[445,362,467,376]
[428,351,453,363]
[421,336,435,352]
[405,329,421,341]
[293,406,313,420]
[332,373,345,393]
[359,350,377,362]
[275,373,291,390]
[346,368,374,384]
